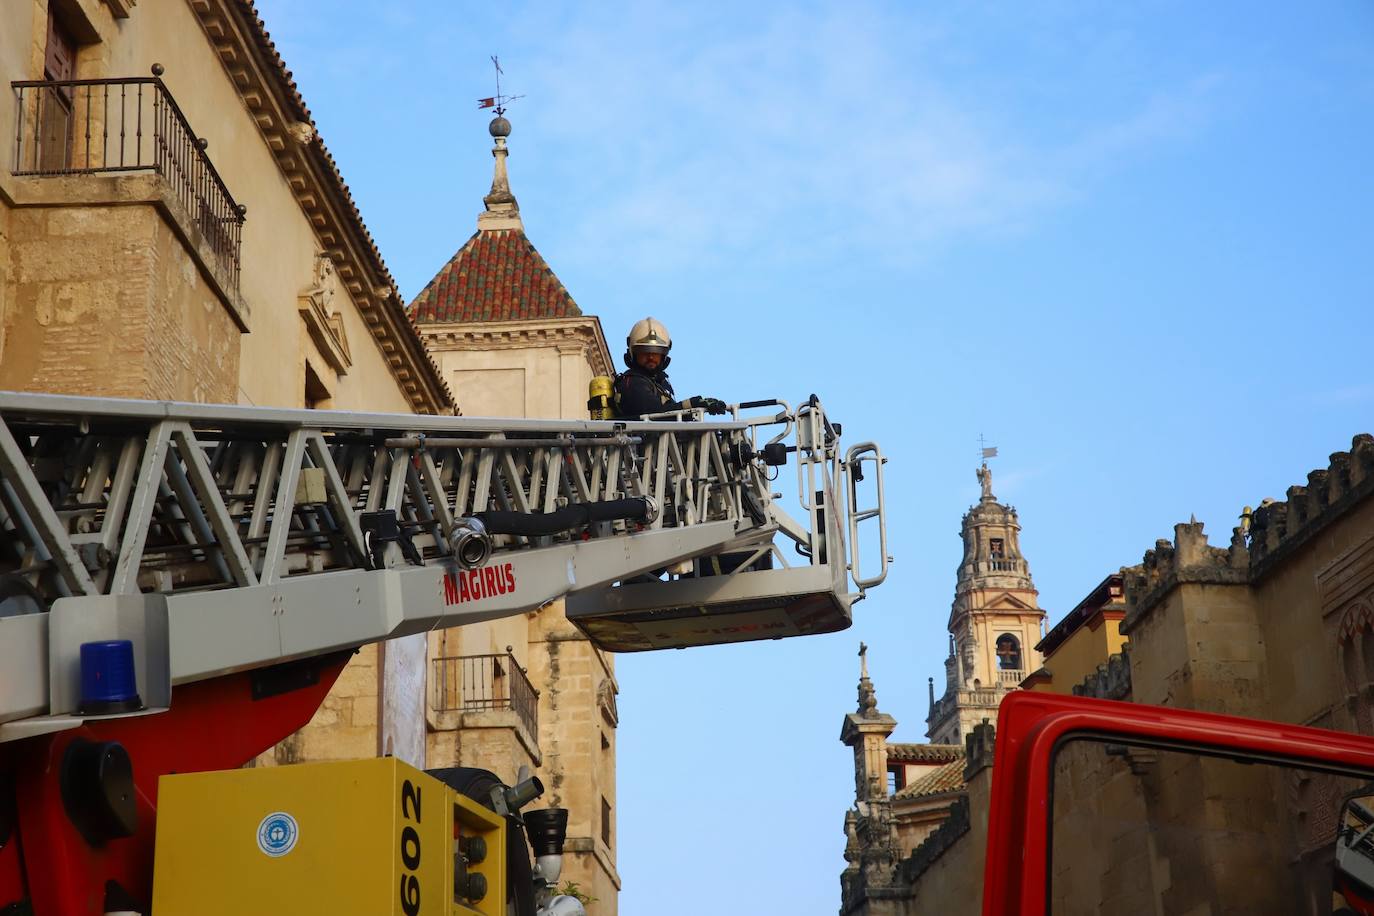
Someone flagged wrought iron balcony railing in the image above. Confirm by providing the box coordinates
[11,68,245,290]
[431,651,539,740]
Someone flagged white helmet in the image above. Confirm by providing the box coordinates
[624,317,672,369]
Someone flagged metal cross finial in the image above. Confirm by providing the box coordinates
[859,641,869,679]
[477,55,525,116]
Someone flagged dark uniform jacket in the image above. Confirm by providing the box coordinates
[613,366,678,419]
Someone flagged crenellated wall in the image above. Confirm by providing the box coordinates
[1248,434,1374,575]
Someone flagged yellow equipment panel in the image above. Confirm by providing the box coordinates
[152,757,505,916]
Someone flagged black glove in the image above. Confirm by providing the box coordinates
[683,396,728,415]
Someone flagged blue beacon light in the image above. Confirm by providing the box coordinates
[78,640,144,715]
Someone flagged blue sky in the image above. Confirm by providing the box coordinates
[259,2,1373,911]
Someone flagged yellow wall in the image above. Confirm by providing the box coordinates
[1030,614,1127,695]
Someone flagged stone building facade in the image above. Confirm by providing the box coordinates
[1,0,449,414]
[1,0,462,790]
[839,433,1374,915]
[4,4,624,910]
[927,463,1047,744]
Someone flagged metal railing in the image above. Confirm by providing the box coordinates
[431,651,538,738]
[11,67,245,289]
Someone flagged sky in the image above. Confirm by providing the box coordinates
[257,2,1374,911]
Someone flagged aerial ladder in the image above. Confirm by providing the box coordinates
[0,389,888,916]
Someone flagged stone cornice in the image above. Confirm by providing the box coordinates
[840,710,898,747]
[186,0,452,414]
[418,317,614,378]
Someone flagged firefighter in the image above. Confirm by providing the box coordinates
[613,317,728,419]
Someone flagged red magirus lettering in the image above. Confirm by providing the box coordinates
[443,562,517,607]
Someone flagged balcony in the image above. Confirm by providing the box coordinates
[11,72,245,290]
[997,668,1025,687]
[431,651,539,741]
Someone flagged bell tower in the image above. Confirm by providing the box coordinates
[927,462,1046,744]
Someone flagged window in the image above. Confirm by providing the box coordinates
[989,538,1005,559]
[304,362,333,410]
[996,633,1022,670]
[887,765,905,795]
[601,796,612,848]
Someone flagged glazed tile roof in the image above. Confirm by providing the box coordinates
[408,230,582,324]
[894,759,966,800]
[887,743,963,764]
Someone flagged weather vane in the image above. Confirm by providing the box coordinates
[978,433,998,464]
[477,55,524,116]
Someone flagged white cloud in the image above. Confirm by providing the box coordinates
[500,1,1220,271]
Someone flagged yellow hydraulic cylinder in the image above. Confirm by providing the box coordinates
[588,375,614,420]
[152,757,505,916]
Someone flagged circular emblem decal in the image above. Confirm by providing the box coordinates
[256,811,299,857]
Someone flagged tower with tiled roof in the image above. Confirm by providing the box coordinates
[408,115,584,327]
[408,115,620,910]
[926,462,1047,744]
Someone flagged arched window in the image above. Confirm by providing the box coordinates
[996,633,1022,670]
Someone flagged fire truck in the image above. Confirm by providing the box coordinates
[0,389,887,915]
[6,390,1372,915]
[982,691,1374,916]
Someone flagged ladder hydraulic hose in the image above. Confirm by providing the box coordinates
[477,496,658,537]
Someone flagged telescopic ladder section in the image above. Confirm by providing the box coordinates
[0,391,888,735]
